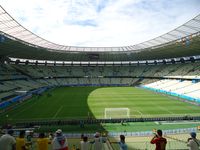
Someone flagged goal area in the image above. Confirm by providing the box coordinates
[104,108,130,119]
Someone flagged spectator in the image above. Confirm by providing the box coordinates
[187,132,200,150]
[52,129,68,150]
[80,136,90,150]
[71,144,76,150]
[48,132,54,141]
[16,130,30,150]
[37,133,51,150]
[81,134,84,141]
[101,132,107,144]
[0,129,16,150]
[119,135,128,150]
[25,130,33,149]
[91,132,103,150]
[150,129,167,150]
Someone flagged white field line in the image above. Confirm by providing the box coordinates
[131,110,143,116]
[156,105,174,114]
[53,106,63,119]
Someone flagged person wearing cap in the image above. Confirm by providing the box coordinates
[0,129,16,150]
[90,132,103,150]
[52,129,68,150]
[150,129,167,150]
[187,132,200,150]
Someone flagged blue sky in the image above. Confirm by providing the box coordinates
[1,0,200,47]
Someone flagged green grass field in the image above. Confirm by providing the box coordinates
[1,86,200,123]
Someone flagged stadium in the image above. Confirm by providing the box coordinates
[0,2,200,150]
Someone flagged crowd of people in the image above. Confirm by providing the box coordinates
[0,129,107,150]
[0,128,199,150]
[0,129,67,150]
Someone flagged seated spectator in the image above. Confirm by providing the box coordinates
[80,136,90,150]
[150,129,167,150]
[52,129,68,150]
[187,132,200,150]
[0,129,16,150]
[119,135,128,150]
[37,133,51,150]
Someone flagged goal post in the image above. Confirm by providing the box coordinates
[104,108,130,119]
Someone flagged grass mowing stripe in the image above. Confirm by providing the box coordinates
[9,98,39,118]
[155,104,174,114]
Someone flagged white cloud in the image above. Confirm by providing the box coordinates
[1,0,200,47]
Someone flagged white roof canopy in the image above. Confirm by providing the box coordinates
[0,6,200,52]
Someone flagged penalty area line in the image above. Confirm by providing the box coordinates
[132,110,143,116]
[53,106,63,119]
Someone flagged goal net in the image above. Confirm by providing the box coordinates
[104,108,130,119]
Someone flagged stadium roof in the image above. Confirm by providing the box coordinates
[1,5,200,52]
[0,5,200,61]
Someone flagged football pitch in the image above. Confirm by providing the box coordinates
[1,87,200,122]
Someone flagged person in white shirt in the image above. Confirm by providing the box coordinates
[52,129,68,150]
[80,136,90,150]
[187,132,200,150]
[91,132,103,150]
[0,129,16,150]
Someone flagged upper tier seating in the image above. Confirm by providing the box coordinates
[0,62,200,102]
